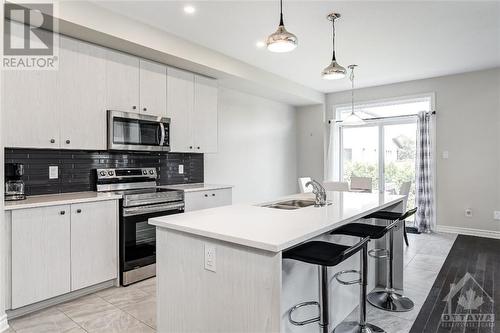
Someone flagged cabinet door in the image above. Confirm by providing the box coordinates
[193,75,218,153]
[11,205,71,308]
[167,67,194,152]
[105,49,140,112]
[2,23,60,148]
[139,59,167,117]
[209,188,232,207]
[59,36,107,150]
[71,200,118,290]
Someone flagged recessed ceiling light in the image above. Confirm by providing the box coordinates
[256,41,266,48]
[183,5,196,14]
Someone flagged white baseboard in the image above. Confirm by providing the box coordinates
[437,225,500,239]
[0,313,9,333]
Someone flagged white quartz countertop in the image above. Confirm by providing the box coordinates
[149,192,405,252]
[157,183,233,193]
[4,191,122,210]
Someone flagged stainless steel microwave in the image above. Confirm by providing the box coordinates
[107,110,170,152]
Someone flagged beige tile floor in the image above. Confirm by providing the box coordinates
[6,232,457,333]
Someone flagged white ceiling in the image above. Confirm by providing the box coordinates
[95,1,500,93]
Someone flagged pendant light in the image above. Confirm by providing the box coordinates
[266,0,298,53]
[321,13,346,80]
[343,65,365,125]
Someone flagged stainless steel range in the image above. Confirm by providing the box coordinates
[96,167,184,286]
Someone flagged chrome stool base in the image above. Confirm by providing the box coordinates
[367,290,414,312]
[333,321,386,333]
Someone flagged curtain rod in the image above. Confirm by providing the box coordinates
[328,110,436,124]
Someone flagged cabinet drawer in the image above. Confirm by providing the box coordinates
[184,188,232,212]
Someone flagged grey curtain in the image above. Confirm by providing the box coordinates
[415,111,435,232]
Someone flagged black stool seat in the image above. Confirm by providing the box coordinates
[332,223,387,239]
[364,211,402,221]
[283,241,350,266]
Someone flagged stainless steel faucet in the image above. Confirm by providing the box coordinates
[305,179,327,207]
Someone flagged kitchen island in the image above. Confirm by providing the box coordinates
[149,191,405,333]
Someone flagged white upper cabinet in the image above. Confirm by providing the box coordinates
[193,75,218,153]
[59,36,107,150]
[105,49,140,112]
[167,67,195,152]
[2,23,60,149]
[139,59,167,117]
[167,68,218,153]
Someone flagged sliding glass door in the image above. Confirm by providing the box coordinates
[339,120,417,210]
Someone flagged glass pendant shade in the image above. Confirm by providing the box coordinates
[321,60,347,80]
[266,25,298,53]
[343,111,365,125]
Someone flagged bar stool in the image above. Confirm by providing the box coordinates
[364,211,410,246]
[283,237,385,333]
[331,207,417,312]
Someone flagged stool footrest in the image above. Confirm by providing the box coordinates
[368,248,389,259]
[333,269,361,285]
[288,301,320,326]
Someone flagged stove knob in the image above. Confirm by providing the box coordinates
[149,170,154,175]
[99,171,106,176]
[108,171,114,176]
[143,170,148,175]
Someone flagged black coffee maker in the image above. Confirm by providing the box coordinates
[5,163,26,201]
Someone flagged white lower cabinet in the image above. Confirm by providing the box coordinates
[184,188,232,212]
[10,200,118,309]
[11,205,71,309]
[70,201,118,290]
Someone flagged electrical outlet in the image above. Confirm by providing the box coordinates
[178,164,184,174]
[465,209,473,217]
[494,211,500,220]
[49,166,58,179]
[204,243,216,272]
[442,151,449,159]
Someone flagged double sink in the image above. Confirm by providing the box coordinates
[261,199,316,210]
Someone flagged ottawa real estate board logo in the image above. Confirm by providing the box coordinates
[441,272,495,329]
[3,3,58,70]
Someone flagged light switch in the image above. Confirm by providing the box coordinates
[204,243,216,272]
[494,211,500,220]
[442,151,449,159]
[49,166,58,179]
[178,164,184,174]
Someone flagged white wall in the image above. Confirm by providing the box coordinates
[204,88,298,204]
[324,68,500,233]
[296,104,325,182]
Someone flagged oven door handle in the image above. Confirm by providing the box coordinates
[159,122,165,146]
[123,202,184,217]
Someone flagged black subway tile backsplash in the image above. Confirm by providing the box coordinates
[5,148,204,196]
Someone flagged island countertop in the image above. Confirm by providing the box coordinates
[149,191,405,252]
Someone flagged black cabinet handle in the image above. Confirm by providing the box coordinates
[66,139,70,144]
[50,139,55,143]
[143,107,147,111]
[212,193,215,197]
[204,194,208,197]
[189,146,193,149]
[76,209,82,214]
[60,211,65,215]
[197,147,200,150]
[132,105,137,110]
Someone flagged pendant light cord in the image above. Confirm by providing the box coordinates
[350,67,355,114]
[279,0,284,25]
[331,18,336,61]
